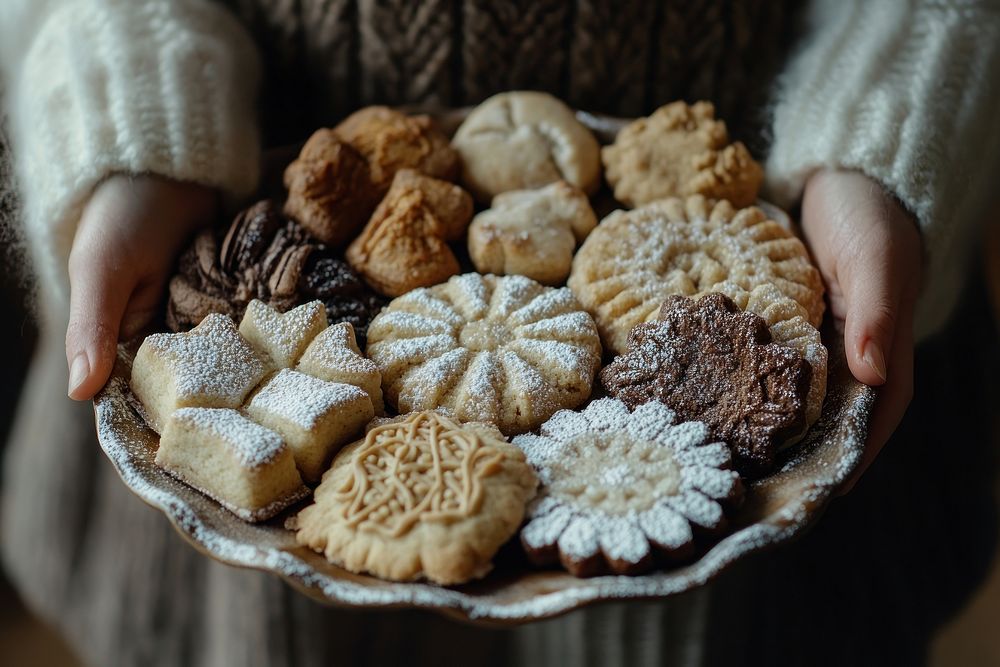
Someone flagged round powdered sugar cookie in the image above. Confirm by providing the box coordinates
[568,195,825,353]
[366,273,603,436]
[294,410,537,585]
[514,398,742,576]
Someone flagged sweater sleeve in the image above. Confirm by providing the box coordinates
[0,0,261,304]
[766,0,1000,339]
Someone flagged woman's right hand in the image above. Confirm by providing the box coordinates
[66,174,219,400]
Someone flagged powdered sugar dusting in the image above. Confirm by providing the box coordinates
[141,313,265,402]
[513,398,736,573]
[96,275,874,625]
[366,273,601,435]
[248,369,368,429]
[93,115,874,622]
[241,300,327,367]
[171,407,284,469]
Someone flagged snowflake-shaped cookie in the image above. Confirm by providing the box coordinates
[366,273,603,435]
[514,398,742,576]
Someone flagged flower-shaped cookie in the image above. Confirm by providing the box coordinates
[467,181,597,285]
[283,129,380,247]
[452,91,601,202]
[601,294,812,475]
[514,399,742,576]
[366,273,602,435]
[602,100,763,208]
[295,410,538,584]
[346,169,474,296]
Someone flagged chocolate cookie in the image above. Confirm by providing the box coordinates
[167,200,386,347]
[600,293,811,476]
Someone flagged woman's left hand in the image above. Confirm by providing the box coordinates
[800,169,923,492]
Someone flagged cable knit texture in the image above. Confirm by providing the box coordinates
[767,0,1000,337]
[0,0,262,305]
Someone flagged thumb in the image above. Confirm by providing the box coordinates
[838,219,909,386]
[840,230,900,388]
[66,254,133,400]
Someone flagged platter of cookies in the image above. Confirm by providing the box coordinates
[94,93,875,623]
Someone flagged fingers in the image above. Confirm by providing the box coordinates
[66,245,133,401]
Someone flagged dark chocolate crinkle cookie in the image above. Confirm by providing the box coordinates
[600,293,811,476]
[167,200,386,347]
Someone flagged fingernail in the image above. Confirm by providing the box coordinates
[68,353,90,397]
[862,341,887,383]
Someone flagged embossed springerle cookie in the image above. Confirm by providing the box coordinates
[157,407,308,522]
[514,399,742,576]
[467,181,597,285]
[131,313,266,433]
[452,91,601,202]
[602,101,763,208]
[295,410,537,584]
[366,273,602,436]
[601,294,812,475]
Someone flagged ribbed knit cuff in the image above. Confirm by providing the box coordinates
[4,0,261,304]
[766,0,1000,338]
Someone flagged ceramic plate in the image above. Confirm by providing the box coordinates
[93,110,875,624]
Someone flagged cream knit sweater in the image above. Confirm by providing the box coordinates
[2,0,999,338]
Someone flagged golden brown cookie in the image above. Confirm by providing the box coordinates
[602,101,762,208]
[467,181,597,286]
[294,411,538,585]
[345,169,474,297]
[366,273,602,436]
[568,196,825,351]
[282,129,380,247]
[334,106,459,194]
[452,91,601,202]
[514,398,742,576]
